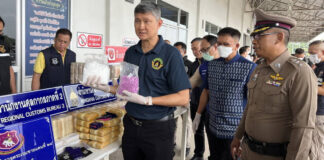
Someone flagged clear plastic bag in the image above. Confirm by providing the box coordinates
[117,62,139,96]
[81,54,110,85]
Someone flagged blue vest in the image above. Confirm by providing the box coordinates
[0,55,11,95]
[40,46,76,89]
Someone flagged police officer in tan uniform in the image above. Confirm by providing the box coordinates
[230,9,317,160]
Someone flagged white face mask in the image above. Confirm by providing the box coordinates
[309,54,321,64]
[217,45,233,58]
[202,52,214,61]
[298,57,303,60]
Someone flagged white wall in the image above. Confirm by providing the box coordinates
[199,0,228,31]
[162,0,198,61]
[106,0,140,46]
[70,0,107,62]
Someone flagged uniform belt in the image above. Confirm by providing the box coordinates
[243,132,289,157]
[126,114,174,127]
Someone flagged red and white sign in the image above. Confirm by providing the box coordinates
[77,32,103,48]
[105,46,128,63]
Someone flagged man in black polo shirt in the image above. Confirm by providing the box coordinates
[84,2,191,160]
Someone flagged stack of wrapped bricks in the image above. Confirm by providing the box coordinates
[51,101,126,149]
[75,102,126,149]
[52,114,74,141]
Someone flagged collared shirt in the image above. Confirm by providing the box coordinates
[235,50,317,160]
[302,57,314,67]
[123,35,191,120]
[314,62,324,115]
[192,58,203,75]
[204,53,256,139]
[34,45,67,74]
[183,56,193,77]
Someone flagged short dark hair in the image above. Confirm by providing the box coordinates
[309,40,323,47]
[55,28,72,40]
[295,48,304,54]
[239,46,250,55]
[217,27,241,40]
[203,35,217,45]
[134,2,161,20]
[0,16,5,27]
[191,37,202,44]
[174,42,187,51]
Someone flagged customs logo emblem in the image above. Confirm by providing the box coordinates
[0,130,24,155]
[152,58,163,70]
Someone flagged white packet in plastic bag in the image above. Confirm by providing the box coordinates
[82,54,110,85]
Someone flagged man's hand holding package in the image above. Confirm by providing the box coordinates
[82,75,110,93]
[119,90,152,106]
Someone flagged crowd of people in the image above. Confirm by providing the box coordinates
[85,2,322,160]
[1,1,323,160]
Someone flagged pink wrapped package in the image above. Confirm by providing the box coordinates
[117,76,139,95]
[117,62,139,96]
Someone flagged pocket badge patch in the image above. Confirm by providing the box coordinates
[152,58,163,70]
[50,57,59,66]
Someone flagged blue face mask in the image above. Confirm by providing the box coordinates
[202,52,214,61]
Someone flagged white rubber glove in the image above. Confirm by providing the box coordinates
[81,75,110,93]
[192,113,201,134]
[119,90,152,105]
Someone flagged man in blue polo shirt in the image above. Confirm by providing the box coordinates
[84,2,190,160]
[193,27,256,160]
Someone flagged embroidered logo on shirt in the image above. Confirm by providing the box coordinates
[152,58,163,70]
[0,45,6,53]
[270,73,284,81]
[50,57,59,66]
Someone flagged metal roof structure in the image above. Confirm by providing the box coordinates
[247,0,324,42]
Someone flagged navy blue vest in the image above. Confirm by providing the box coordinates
[40,46,76,89]
[0,55,11,95]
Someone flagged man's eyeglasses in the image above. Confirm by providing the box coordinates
[200,45,212,53]
[251,32,279,40]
